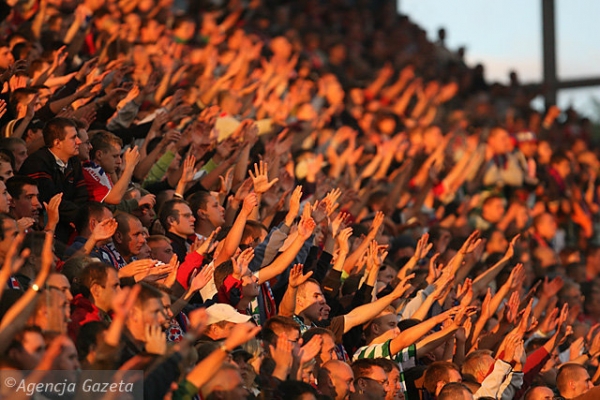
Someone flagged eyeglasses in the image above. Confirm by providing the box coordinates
[46,285,70,294]
[359,377,388,387]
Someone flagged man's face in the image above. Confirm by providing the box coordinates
[55,126,81,159]
[47,273,73,302]
[435,369,463,396]
[571,368,594,396]
[327,364,355,400]
[160,292,173,328]
[554,160,571,179]
[377,266,396,286]
[298,282,326,322]
[487,230,508,254]
[121,218,146,256]
[213,367,250,400]
[209,321,236,340]
[372,313,400,339]
[12,184,42,221]
[141,20,164,42]
[171,203,196,237]
[11,143,28,171]
[319,334,338,364]
[53,338,80,371]
[149,239,174,264]
[482,198,505,224]
[96,143,122,174]
[12,331,45,370]
[93,268,120,312]
[140,298,167,333]
[0,161,13,181]
[0,46,14,70]
[200,195,225,228]
[0,180,12,213]
[488,129,510,155]
[241,270,260,299]
[385,368,402,400]
[78,130,92,161]
[359,366,389,400]
[536,214,557,240]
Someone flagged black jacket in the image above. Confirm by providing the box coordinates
[19,147,88,242]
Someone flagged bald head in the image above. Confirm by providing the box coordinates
[557,364,594,399]
[318,360,355,400]
[524,386,555,400]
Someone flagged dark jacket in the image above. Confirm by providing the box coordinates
[19,147,88,242]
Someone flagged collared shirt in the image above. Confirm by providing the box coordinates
[49,148,68,173]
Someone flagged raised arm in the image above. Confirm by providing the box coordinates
[213,193,257,266]
[257,214,315,284]
[343,275,413,333]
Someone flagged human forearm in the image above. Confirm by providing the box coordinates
[416,325,458,358]
[344,292,398,333]
[104,168,135,204]
[390,314,446,355]
[279,287,297,317]
[214,209,250,266]
[258,236,305,284]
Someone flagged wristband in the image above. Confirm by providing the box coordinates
[219,342,231,354]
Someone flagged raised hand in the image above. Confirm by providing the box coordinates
[289,264,313,289]
[286,185,302,222]
[145,324,167,355]
[369,211,385,237]
[118,259,157,279]
[111,285,141,321]
[457,278,474,307]
[328,208,346,234]
[542,276,564,299]
[298,215,317,240]
[234,178,254,203]
[249,161,278,194]
[195,226,221,255]
[296,335,323,365]
[188,264,216,293]
[0,231,29,298]
[90,218,118,242]
[414,233,433,261]
[44,193,63,231]
[138,194,156,209]
[311,200,329,225]
[269,334,294,377]
[336,227,353,255]
[233,248,255,279]
[460,230,482,255]
[322,188,342,216]
[241,192,258,216]
[502,234,520,261]
[224,322,262,351]
[504,291,520,324]
[159,254,180,288]
[391,273,415,299]
[218,167,234,194]
[180,155,198,184]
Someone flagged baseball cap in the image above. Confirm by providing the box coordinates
[205,303,252,325]
[515,131,537,143]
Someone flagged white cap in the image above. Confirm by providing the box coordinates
[206,303,252,325]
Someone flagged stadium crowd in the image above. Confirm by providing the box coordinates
[0,0,600,399]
